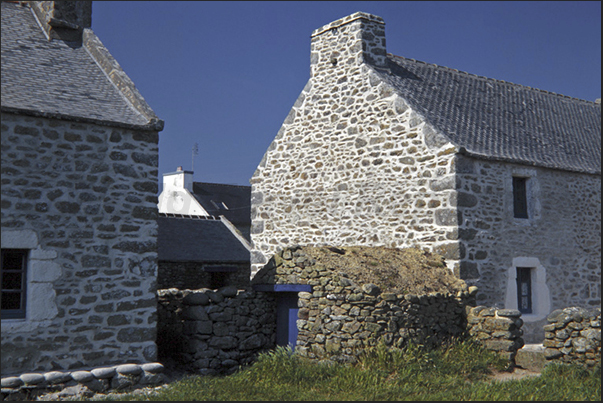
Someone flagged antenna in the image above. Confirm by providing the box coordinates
[192,142,199,172]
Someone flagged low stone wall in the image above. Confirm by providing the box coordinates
[543,307,601,368]
[295,285,478,364]
[252,246,510,365]
[156,287,276,375]
[466,306,524,362]
[0,362,165,401]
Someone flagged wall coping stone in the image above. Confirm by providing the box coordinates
[0,362,165,399]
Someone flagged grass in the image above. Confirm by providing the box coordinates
[94,340,601,401]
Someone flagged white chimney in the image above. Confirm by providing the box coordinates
[158,167,209,216]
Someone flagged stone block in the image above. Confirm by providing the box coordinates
[362,283,380,296]
[90,367,116,379]
[182,306,209,321]
[116,364,143,376]
[70,371,93,383]
[1,377,23,388]
[43,371,72,384]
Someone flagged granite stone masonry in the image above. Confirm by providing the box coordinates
[156,287,276,375]
[455,156,601,343]
[2,1,163,377]
[0,362,165,401]
[249,11,601,345]
[1,114,160,375]
[466,306,524,363]
[251,246,526,366]
[251,13,460,276]
[543,307,601,368]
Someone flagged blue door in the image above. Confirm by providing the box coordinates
[276,293,299,351]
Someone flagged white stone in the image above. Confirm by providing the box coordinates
[1,229,38,248]
[30,260,62,282]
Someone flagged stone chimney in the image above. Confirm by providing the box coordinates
[310,12,386,78]
[30,1,92,44]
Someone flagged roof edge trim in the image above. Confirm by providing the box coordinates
[0,106,162,132]
[82,28,164,131]
[458,148,601,176]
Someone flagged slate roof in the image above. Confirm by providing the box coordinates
[373,55,601,175]
[158,216,250,263]
[191,182,251,229]
[1,2,162,130]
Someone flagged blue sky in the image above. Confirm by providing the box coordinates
[91,1,601,188]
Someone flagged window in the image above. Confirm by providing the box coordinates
[516,267,532,314]
[512,177,528,219]
[1,249,28,319]
[204,265,237,289]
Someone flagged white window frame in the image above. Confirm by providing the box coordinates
[505,256,551,321]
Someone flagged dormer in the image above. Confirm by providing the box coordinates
[157,167,210,216]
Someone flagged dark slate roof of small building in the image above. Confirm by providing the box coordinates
[191,182,251,227]
[158,216,250,263]
[1,2,161,129]
[373,54,601,175]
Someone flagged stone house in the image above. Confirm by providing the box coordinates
[157,167,252,290]
[1,1,164,376]
[157,215,250,290]
[250,12,601,343]
[158,167,251,241]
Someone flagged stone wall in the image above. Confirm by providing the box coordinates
[455,155,601,343]
[543,307,601,368]
[157,261,250,290]
[250,14,459,278]
[466,306,524,362]
[1,113,160,375]
[156,287,276,375]
[0,362,165,401]
[249,11,601,346]
[252,246,526,365]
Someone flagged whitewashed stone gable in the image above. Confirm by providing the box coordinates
[250,12,462,277]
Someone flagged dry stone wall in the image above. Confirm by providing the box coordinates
[156,287,276,375]
[1,113,160,375]
[0,362,165,401]
[543,307,601,368]
[466,306,524,362]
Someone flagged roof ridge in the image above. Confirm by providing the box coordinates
[388,53,598,105]
[193,181,251,188]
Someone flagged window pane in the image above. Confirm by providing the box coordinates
[2,253,24,270]
[1,292,22,310]
[1,249,27,318]
[513,177,528,219]
[1,272,23,290]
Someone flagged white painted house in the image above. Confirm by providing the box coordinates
[158,167,210,216]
